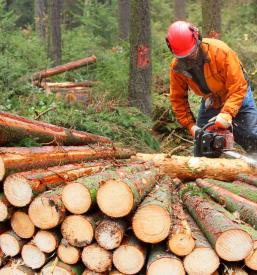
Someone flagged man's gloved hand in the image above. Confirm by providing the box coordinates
[215,113,232,129]
[190,125,201,137]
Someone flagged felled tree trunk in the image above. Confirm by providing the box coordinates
[57,239,81,265]
[41,81,96,89]
[32,56,96,80]
[183,212,220,275]
[0,193,13,222]
[196,178,257,227]
[182,190,253,261]
[0,145,133,181]
[237,173,257,187]
[34,230,60,253]
[11,211,35,239]
[4,162,102,207]
[132,176,173,243]
[21,242,46,269]
[41,260,84,274]
[146,244,185,275]
[81,243,112,273]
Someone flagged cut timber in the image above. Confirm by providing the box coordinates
[203,178,257,202]
[34,230,60,253]
[183,190,253,261]
[0,193,13,222]
[0,145,133,181]
[41,259,84,275]
[183,213,220,275]
[42,81,95,89]
[28,188,65,229]
[196,178,257,227]
[61,213,102,247]
[11,211,35,238]
[0,230,26,256]
[113,235,146,274]
[237,173,257,187]
[61,162,151,214]
[32,56,97,80]
[109,270,124,275]
[57,239,81,265]
[97,169,158,217]
[95,218,127,250]
[0,261,34,275]
[0,111,111,146]
[222,264,248,275]
[168,196,195,256]
[82,269,107,275]
[82,243,112,273]
[4,162,102,207]
[21,242,46,269]
[146,244,185,275]
[135,154,257,181]
[132,176,172,243]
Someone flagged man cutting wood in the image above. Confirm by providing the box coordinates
[166,20,257,153]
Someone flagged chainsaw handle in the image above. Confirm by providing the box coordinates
[202,121,216,131]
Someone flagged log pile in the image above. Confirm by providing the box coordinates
[0,150,257,274]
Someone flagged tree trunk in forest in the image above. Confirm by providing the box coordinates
[34,230,60,253]
[11,211,35,239]
[196,178,257,227]
[21,242,46,269]
[174,0,187,21]
[182,190,253,261]
[48,0,62,66]
[4,162,102,207]
[202,0,221,38]
[97,169,158,217]
[95,218,127,250]
[82,243,112,273]
[128,0,152,116]
[41,260,84,275]
[34,0,47,40]
[113,235,146,274]
[118,0,130,40]
[132,176,173,243]
[183,213,220,275]
[147,243,185,275]
[57,239,81,265]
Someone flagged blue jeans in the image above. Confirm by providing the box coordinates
[197,86,257,153]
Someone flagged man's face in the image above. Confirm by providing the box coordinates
[178,45,200,68]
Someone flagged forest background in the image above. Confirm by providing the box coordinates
[0,0,256,154]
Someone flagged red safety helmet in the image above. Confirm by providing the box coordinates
[166,21,200,58]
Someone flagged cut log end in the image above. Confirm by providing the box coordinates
[11,211,35,239]
[215,229,253,261]
[61,215,94,247]
[97,179,134,218]
[57,242,81,265]
[132,205,171,243]
[62,182,91,214]
[34,230,58,253]
[0,232,22,257]
[168,233,195,256]
[82,269,107,275]
[21,243,46,269]
[147,257,185,275]
[0,266,33,275]
[4,175,32,207]
[82,243,112,273]
[41,266,74,275]
[183,247,220,275]
[0,157,5,181]
[245,241,257,270]
[0,201,8,222]
[113,245,145,274]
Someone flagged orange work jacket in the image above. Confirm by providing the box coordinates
[169,38,248,130]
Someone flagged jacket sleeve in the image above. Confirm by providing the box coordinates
[170,68,196,130]
[221,50,248,117]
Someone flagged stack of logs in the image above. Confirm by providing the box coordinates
[0,149,257,274]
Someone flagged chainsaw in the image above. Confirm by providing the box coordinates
[194,121,257,168]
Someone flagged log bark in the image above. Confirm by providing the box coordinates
[146,244,185,275]
[95,218,127,250]
[196,178,257,227]
[0,260,34,275]
[113,235,146,274]
[237,173,257,187]
[11,210,35,239]
[97,169,158,218]
[34,230,61,253]
[182,190,253,261]
[21,242,46,269]
[32,56,96,80]
[61,212,103,247]
[202,178,257,202]
[135,154,257,180]
[28,188,66,229]
[183,213,220,275]
[41,260,84,275]
[168,195,195,256]
[62,162,154,215]
[0,145,133,181]
[132,176,173,243]
[57,239,81,265]
[81,243,112,273]
[4,162,102,207]
[0,193,13,222]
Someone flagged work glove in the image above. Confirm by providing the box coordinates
[190,125,200,137]
[214,113,232,129]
